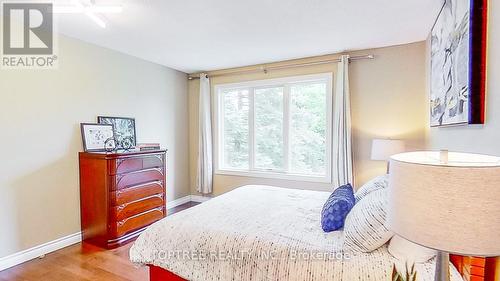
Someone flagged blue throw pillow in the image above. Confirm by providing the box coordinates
[321,184,355,232]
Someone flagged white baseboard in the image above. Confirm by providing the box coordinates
[167,195,211,209]
[0,232,82,272]
[0,194,212,272]
[166,195,192,209]
[190,195,212,203]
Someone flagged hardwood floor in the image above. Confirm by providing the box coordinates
[168,201,200,214]
[0,201,200,281]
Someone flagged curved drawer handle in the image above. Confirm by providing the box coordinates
[116,158,126,167]
[147,155,164,164]
[117,207,163,226]
[116,180,163,197]
[116,168,164,187]
[116,156,164,172]
[123,167,164,175]
[120,194,164,207]
[116,180,164,194]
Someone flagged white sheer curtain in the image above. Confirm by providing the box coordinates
[333,55,354,187]
[196,73,213,194]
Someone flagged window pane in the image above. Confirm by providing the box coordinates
[254,87,284,170]
[290,82,327,175]
[222,89,249,169]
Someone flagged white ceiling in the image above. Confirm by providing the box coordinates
[51,0,443,73]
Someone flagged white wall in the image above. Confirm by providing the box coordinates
[0,35,190,258]
[427,1,500,157]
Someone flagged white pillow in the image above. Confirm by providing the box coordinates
[344,189,393,253]
[388,235,437,263]
[354,174,389,202]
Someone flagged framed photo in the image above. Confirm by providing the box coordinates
[430,0,487,127]
[98,116,136,147]
[80,123,114,152]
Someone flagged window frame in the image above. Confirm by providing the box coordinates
[214,73,333,183]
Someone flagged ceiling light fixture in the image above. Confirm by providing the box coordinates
[53,6,123,14]
[53,1,123,28]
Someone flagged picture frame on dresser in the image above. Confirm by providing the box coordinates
[98,116,137,147]
[80,123,115,152]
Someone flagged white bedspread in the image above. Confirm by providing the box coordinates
[130,185,461,281]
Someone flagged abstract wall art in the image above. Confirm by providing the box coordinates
[430,0,487,127]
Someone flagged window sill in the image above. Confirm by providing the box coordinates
[214,169,332,183]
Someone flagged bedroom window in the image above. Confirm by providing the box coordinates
[215,73,333,183]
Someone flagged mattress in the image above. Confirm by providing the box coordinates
[130,185,461,281]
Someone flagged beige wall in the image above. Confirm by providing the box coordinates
[0,36,190,258]
[189,42,427,196]
[427,1,500,158]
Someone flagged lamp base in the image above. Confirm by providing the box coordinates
[434,251,450,281]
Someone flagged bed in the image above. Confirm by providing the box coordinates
[130,185,461,281]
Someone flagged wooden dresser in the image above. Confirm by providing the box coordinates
[451,255,498,281]
[79,149,167,249]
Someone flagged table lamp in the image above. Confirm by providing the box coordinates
[388,151,500,281]
[371,139,405,172]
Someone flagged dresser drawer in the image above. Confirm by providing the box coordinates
[113,168,164,190]
[113,194,164,221]
[112,207,165,237]
[109,154,164,175]
[112,181,164,205]
[80,150,167,249]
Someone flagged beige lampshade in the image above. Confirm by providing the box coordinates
[388,151,500,256]
[371,139,405,161]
